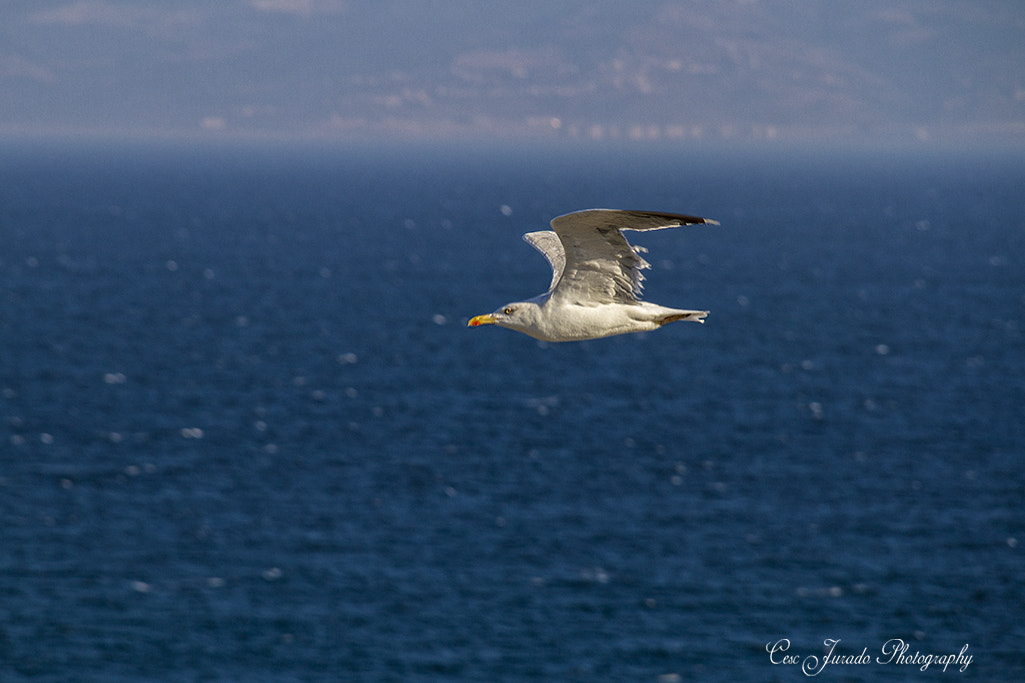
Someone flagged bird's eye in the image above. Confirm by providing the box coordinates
[503,307,514,315]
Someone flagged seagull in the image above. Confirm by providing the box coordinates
[468,209,718,341]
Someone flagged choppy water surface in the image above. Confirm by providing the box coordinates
[1,141,1023,681]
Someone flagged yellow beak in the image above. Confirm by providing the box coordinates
[467,314,497,327]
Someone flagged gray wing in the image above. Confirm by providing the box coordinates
[523,231,565,294]
[547,209,718,304]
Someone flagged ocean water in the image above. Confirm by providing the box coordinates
[1,140,1023,681]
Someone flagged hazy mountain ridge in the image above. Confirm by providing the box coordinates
[2,1,1023,142]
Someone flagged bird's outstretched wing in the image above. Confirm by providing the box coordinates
[544,209,717,304]
[523,230,565,294]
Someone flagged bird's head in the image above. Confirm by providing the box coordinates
[467,301,544,338]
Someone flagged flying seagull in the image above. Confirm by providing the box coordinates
[468,209,718,341]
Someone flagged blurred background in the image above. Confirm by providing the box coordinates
[1,0,1023,148]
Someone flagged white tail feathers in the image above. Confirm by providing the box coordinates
[658,310,708,325]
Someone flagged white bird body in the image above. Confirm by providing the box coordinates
[469,209,717,342]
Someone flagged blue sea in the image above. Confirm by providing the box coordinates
[1,139,1023,681]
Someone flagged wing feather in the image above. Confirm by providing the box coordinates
[523,231,565,294]
[545,209,717,304]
